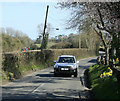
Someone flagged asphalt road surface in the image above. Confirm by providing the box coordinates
[2,57,97,100]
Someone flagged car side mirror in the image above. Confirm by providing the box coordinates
[53,61,57,63]
[76,61,79,63]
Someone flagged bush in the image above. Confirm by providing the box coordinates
[50,42,72,49]
[88,64,120,100]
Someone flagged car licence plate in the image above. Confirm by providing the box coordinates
[61,68,69,70]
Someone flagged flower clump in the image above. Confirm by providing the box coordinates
[100,67,113,79]
[113,58,119,64]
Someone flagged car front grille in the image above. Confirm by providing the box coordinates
[58,66,71,71]
[58,66,71,68]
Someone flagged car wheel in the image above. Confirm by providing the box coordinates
[74,69,77,77]
[54,72,57,77]
[74,73,77,77]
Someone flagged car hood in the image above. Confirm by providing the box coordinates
[55,63,75,67]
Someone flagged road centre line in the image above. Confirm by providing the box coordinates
[31,78,52,93]
[32,83,45,93]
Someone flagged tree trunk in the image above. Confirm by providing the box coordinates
[105,46,108,65]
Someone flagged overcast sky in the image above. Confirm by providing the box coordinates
[1,2,77,40]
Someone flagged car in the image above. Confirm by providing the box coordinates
[53,55,79,77]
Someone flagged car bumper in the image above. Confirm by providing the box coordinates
[54,68,77,75]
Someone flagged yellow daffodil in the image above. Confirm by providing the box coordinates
[113,59,116,64]
[113,59,115,62]
[106,72,112,76]
[109,70,113,74]
[103,72,106,76]
[100,74,103,78]
[116,58,119,62]
[100,67,113,79]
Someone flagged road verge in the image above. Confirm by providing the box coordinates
[87,64,120,100]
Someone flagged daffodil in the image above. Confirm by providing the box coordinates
[100,74,103,78]
[100,67,113,79]
[116,58,119,62]
[113,59,115,62]
[109,70,113,74]
[103,72,106,77]
[106,72,112,76]
[108,67,110,69]
[113,59,116,64]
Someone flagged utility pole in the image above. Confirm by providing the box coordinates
[41,5,49,51]
[79,37,81,48]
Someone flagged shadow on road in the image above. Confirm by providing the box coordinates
[79,65,89,69]
[36,73,72,78]
[88,59,97,64]
[36,74,53,77]
[2,58,97,101]
[2,88,89,100]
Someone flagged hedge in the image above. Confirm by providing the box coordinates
[2,48,96,80]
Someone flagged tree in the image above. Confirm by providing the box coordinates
[58,2,120,65]
[1,27,33,52]
[37,23,52,49]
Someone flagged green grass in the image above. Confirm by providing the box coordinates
[2,63,45,81]
[89,64,120,100]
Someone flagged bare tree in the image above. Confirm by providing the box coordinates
[58,2,120,65]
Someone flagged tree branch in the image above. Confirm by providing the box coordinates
[97,24,112,34]
[97,8,105,27]
[93,27,107,49]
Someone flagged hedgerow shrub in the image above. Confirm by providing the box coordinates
[2,49,95,80]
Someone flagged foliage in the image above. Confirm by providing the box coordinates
[50,42,72,49]
[30,44,40,50]
[8,72,14,81]
[2,49,95,80]
[100,67,113,79]
[113,58,120,64]
[37,23,52,50]
[42,33,49,49]
[0,27,33,52]
[80,29,100,52]
[49,30,100,53]
[58,2,120,64]
[89,64,120,99]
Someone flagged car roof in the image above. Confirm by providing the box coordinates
[59,55,75,57]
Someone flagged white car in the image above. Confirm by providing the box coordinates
[53,55,79,77]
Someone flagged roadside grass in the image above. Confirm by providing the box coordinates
[89,64,120,100]
[2,63,46,81]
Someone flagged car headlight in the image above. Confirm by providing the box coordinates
[71,66,75,69]
[71,65,76,69]
[54,65,58,68]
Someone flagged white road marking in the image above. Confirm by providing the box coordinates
[32,83,45,93]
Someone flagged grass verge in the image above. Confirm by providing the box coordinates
[88,64,120,100]
[2,63,47,84]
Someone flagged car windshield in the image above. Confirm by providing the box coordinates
[58,57,75,63]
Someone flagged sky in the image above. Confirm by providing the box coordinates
[0,2,77,40]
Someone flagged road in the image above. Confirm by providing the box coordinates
[2,57,97,100]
